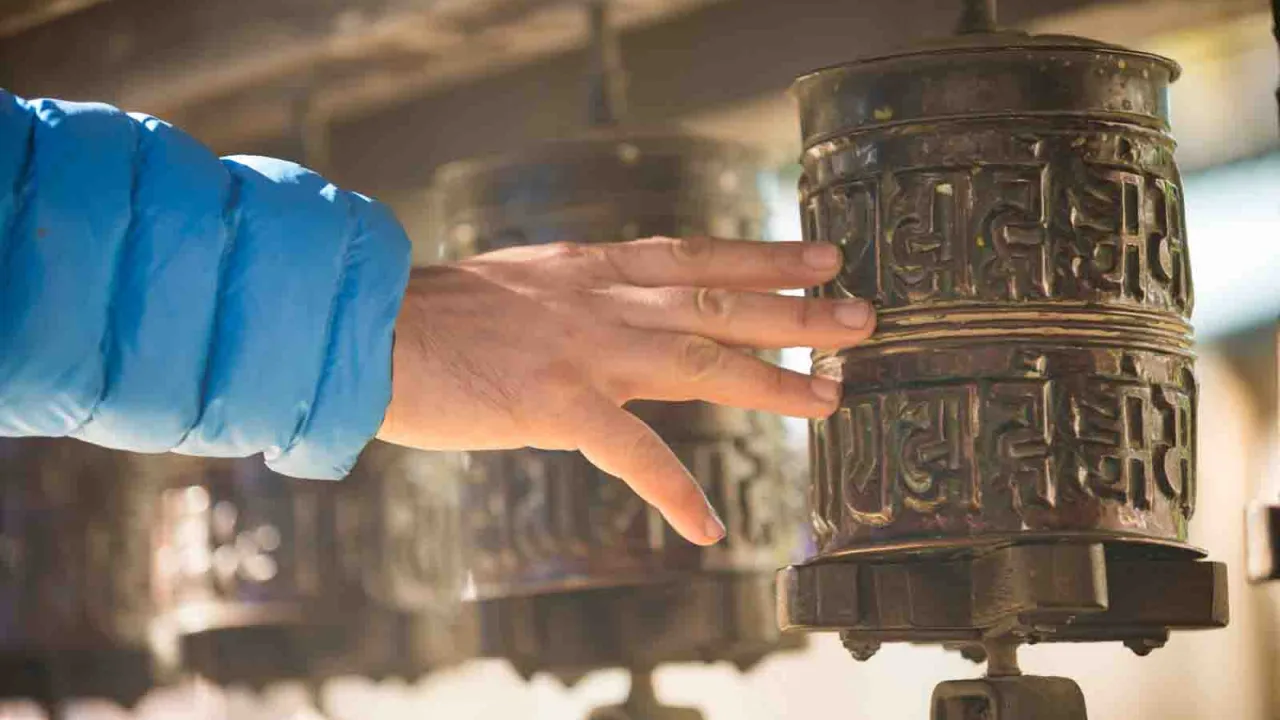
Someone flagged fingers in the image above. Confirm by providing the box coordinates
[613,286,876,350]
[588,236,842,291]
[609,330,842,418]
[569,395,725,546]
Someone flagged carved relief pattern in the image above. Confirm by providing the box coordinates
[809,346,1197,550]
[802,119,1197,553]
[804,128,1192,316]
[463,409,796,596]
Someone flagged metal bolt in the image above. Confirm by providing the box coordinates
[840,635,881,662]
[1125,637,1167,657]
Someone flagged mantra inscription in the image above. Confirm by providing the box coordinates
[811,345,1195,553]
[802,120,1197,555]
[804,125,1191,315]
[463,412,802,597]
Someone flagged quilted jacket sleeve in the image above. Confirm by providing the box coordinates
[0,90,411,479]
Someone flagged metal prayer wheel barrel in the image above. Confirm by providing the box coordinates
[321,442,477,681]
[431,132,807,709]
[148,444,475,689]
[777,24,1228,720]
[796,30,1199,559]
[147,454,345,687]
[0,439,164,711]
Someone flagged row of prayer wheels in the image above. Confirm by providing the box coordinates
[0,130,809,720]
[0,2,1230,719]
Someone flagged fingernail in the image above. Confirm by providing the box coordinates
[811,376,841,403]
[835,299,873,329]
[803,243,841,270]
[704,508,727,543]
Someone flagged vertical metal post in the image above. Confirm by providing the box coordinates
[956,0,997,34]
[292,81,331,175]
[586,0,628,128]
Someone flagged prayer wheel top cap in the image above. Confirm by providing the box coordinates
[793,29,1181,149]
[431,128,766,257]
[432,128,761,206]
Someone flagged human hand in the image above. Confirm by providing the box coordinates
[377,236,875,546]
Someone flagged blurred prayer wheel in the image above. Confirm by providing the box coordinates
[321,442,477,681]
[0,439,165,711]
[147,453,346,687]
[147,444,476,690]
[431,131,809,717]
[777,8,1227,719]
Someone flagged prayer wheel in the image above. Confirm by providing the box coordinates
[431,131,808,720]
[147,443,476,691]
[0,439,165,713]
[777,6,1228,719]
[147,453,347,688]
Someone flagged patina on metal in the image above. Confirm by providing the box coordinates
[0,439,167,716]
[779,3,1228,718]
[423,6,807,717]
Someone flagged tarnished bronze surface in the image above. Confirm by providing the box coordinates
[796,30,1197,560]
[460,404,796,598]
[431,132,808,697]
[0,439,164,708]
[780,13,1227,720]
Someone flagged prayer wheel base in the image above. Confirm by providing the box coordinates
[778,541,1227,648]
[479,573,805,683]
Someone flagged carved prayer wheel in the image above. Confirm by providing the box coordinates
[321,442,477,682]
[146,453,345,687]
[0,439,166,713]
[148,443,475,690]
[777,10,1228,720]
[431,132,808,717]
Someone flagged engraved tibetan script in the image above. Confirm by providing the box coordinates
[812,348,1197,544]
[807,130,1192,315]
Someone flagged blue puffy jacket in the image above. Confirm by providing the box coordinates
[0,90,411,479]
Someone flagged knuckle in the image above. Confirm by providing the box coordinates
[620,429,658,467]
[769,362,792,395]
[676,336,724,381]
[547,242,611,272]
[543,240,587,260]
[693,287,734,323]
[670,236,714,265]
[795,297,819,329]
[669,476,706,509]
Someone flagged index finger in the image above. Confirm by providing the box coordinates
[594,236,842,290]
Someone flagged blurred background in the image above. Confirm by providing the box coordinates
[0,0,1278,718]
